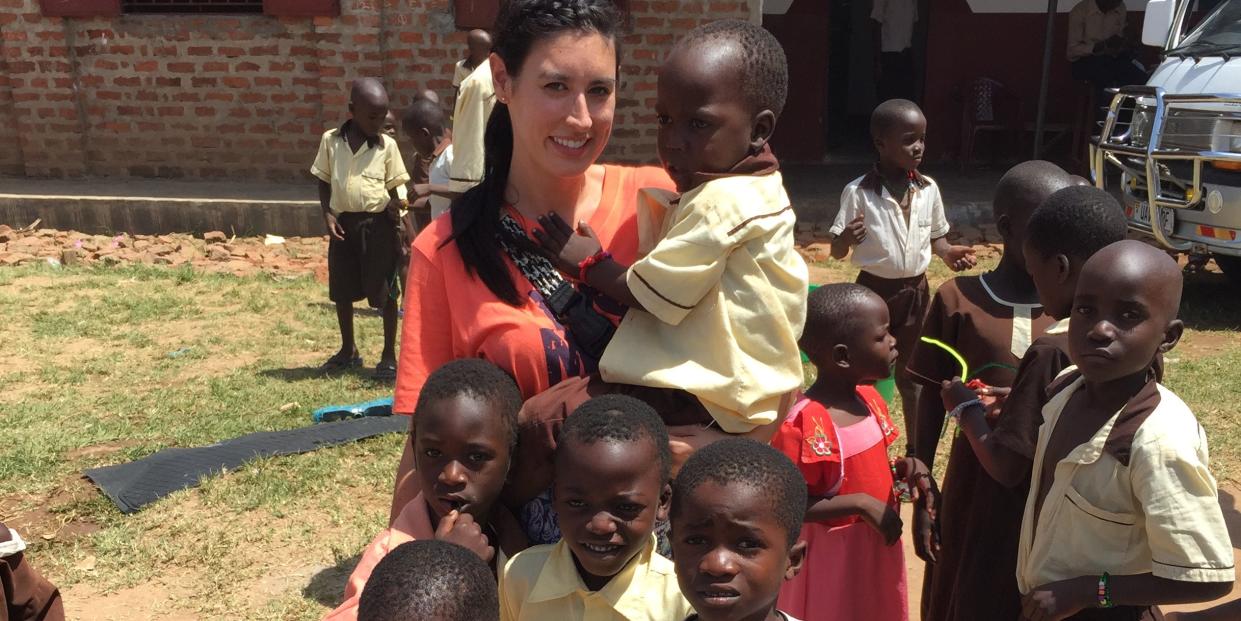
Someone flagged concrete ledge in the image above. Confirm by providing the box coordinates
[0,194,323,238]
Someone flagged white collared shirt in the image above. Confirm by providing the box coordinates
[871,0,918,53]
[830,171,950,280]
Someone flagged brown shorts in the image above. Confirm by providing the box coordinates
[856,271,930,381]
[328,211,399,309]
[503,375,712,508]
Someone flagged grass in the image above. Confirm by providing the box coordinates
[0,254,1238,619]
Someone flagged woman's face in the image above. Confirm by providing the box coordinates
[493,31,617,180]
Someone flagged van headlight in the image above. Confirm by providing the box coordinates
[1129,105,1153,147]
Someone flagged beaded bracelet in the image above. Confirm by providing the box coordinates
[948,398,983,421]
[578,250,612,283]
[1097,572,1114,608]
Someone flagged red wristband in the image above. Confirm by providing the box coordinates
[578,250,612,282]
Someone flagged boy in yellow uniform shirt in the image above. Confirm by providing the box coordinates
[310,78,409,380]
[499,396,693,621]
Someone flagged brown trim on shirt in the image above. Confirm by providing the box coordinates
[687,143,780,189]
[859,164,931,200]
[1102,375,1162,467]
[337,119,382,149]
[727,205,793,236]
[632,270,694,310]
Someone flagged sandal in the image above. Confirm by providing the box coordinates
[373,361,397,382]
[319,352,363,374]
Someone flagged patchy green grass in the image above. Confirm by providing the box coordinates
[0,251,1237,619]
[0,263,401,619]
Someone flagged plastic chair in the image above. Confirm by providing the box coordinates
[959,77,1023,171]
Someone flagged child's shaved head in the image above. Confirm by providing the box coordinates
[672,19,788,117]
[672,438,806,546]
[1070,240,1184,383]
[350,77,388,108]
[403,98,446,136]
[358,540,498,621]
[803,283,881,350]
[870,98,923,140]
[1026,186,1127,262]
[993,160,1074,220]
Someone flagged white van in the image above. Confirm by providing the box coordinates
[1092,0,1241,280]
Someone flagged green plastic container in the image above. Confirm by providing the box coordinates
[800,284,897,405]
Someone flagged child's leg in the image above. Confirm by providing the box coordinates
[325,220,363,368]
[335,301,357,359]
[379,295,398,367]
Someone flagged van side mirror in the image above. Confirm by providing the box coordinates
[1143,0,1175,48]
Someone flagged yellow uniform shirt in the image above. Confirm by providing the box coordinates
[1017,370,1235,593]
[310,122,410,214]
[452,58,475,89]
[499,537,693,621]
[448,59,495,193]
[599,172,809,433]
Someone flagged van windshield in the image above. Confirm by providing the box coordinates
[1169,0,1241,56]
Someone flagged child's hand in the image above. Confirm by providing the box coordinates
[857,496,903,546]
[942,244,977,272]
[434,509,495,563]
[323,211,345,241]
[533,212,604,278]
[1021,577,1092,621]
[940,378,978,412]
[412,183,432,198]
[913,496,941,564]
[839,213,867,247]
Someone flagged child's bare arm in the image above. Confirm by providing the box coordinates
[319,180,344,240]
[931,236,976,272]
[941,379,1028,487]
[1023,574,1233,621]
[806,494,903,546]
[533,212,647,311]
[829,212,866,259]
[1165,599,1241,621]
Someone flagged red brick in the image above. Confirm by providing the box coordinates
[134,60,158,72]
[254,77,282,87]
[114,76,141,87]
[158,106,185,117]
[167,62,195,73]
[194,106,216,117]
[239,92,266,104]
[218,46,245,57]
[221,77,249,88]
[186,46,213,56]
[202,62,229,72]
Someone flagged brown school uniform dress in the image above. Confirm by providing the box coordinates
[0,526,63,621]
[906,274,1054,621]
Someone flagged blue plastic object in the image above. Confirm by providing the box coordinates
[312,396,394,423]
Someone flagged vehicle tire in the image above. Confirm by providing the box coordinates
[1215,255,1241,286]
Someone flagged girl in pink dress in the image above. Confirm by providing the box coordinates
[773,284,937,621]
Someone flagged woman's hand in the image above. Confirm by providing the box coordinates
[533,212,603,278]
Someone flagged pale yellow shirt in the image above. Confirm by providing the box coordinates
[452,58,474,89]
[310,123,410,214]
[1067,0,1127,61]
[600,172,809,434]
[830,171,950,280]
[1017,370,1235,593]
[499,537,693,621]
[449,59,495,193]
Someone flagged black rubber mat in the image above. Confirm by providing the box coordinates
[84,416,409,514]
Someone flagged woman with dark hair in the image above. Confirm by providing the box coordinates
[389,0,674,523]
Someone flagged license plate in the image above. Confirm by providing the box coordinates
[1131,202,1175,236]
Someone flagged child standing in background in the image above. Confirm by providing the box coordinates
[774,284,935,621]
[829,98,976,448]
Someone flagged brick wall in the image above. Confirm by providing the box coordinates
[0,0,757,180]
